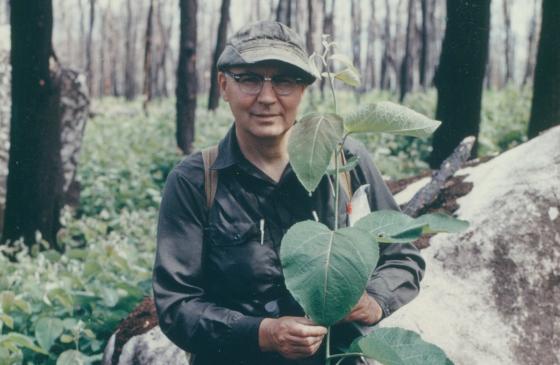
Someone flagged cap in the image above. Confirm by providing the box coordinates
[216,20,317,84]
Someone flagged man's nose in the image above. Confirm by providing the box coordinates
[256,79,277,104]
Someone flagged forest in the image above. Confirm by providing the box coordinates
[0,0,559,364]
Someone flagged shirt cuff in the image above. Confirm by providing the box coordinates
[229,315,265,355]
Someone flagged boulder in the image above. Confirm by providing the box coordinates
[385,125,560,364]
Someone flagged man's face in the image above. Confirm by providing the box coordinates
[218,63,307,141]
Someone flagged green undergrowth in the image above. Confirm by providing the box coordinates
[0,87,530,364]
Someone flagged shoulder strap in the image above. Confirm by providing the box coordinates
[202,145,219,209]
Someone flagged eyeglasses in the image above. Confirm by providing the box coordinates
[223,70,304,96]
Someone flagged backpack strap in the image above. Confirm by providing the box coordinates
[202,145,219,209]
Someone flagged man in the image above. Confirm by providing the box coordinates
[153,21,424,364]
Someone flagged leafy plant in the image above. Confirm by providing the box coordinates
[280,38,468,364]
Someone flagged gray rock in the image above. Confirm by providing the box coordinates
[102,327,190,365]
[388,125,560,365]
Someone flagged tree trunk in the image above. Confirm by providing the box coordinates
[365,0,377,90]
[85,0,95,96]
[4,0,64,249]
[208,0,231,111]
[522,0,540,87]
[143,0,155,112]
[276,0,293,27]
[176,0,197,154]
[124,0,137,100]
[320,0,335,98]
[527,0,560,139]
[379,0,392,89]
[428,0,490,168]
[156,1,172,98]
[351,0,362,93]
[399,0,416,102]
[502,0,514,84]
[419,0,429,89]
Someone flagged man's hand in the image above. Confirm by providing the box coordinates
[258,317,327,359]
[342,292,383,325]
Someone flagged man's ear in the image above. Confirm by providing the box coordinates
[218,71,229,102]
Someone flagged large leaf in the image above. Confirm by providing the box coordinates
[354,211,468,243]
[414,213,469,234]
[35,317,64,351]
[0,333,48,355]
[348,327,453,365]
[280,221,379,325]
[345,102,441,138]
[56,350,88,365]
[288,113,344,193]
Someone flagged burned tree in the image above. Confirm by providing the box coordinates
[208,0,231,111]
[429,0,490,168]
[4,0,64,248]
[527,0,560,138]
[176,0,197,154]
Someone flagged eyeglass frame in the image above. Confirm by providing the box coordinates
[222,70,306,96]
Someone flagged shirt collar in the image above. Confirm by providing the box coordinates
[211,124,245,170]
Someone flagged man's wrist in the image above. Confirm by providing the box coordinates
[258,318,275,352]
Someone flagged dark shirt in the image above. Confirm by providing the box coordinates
[153,126,425,365]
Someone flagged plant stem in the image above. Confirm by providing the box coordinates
[322,50,337,115]
[333,146,340,230]
[325,326,332,365]
[329,352,366,365]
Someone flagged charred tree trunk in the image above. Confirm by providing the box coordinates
[4,0,64,248]
[399,0,416,102]
[208,0,231,111]
[522,0,540,87]
[85,0,95,95]
[419,0,429,89]
[429,0,490,168]
[527,0,560,139]
[320,0,335,98]
[124,0,137,100]
[365,0,377,90]
[176,0,197,154]
[503,0,514,84]
[351,0,362,93]
[379,0,392,89]
[276,0,293,27]
[143,0,155,112]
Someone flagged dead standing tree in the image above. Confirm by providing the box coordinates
[143,0,155,112]
[527,0,560,139]
[399,0,416,102]
[4,0,64,248]
[176,0,197,155]
[429,0,490,168]
[207,0,231,111]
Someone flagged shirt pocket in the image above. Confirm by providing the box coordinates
[205,221,261,246]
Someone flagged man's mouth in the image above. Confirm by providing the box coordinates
[252,113,280,118]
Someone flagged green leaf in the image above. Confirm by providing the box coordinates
[328,53,355,69]
[354,211,468,243]
[349,327,453,365]
[1,333,48,355]
[47,288,74,313]
[100,287,120,308]
[59,335,74,344]
[414,213,469,234]
[345,101,441,138]
[35,317,64,351]
[327,155,360,175]
[334,68,361,87]
[280,221,379,325]
[354,211,418,242]
[0,314,13,329]
[288,113,344,193]
[56,350,88,365]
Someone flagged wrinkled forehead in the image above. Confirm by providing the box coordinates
[227,60,306,77]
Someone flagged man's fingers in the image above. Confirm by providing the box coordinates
[285,334,324,347]
[288,322,327,337]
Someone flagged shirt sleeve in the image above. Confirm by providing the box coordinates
[152,169,264,356]
[349,143,426,319]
